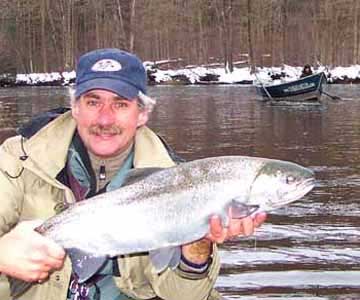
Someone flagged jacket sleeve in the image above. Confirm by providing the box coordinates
[149,244,221,300]
[0,139,25,236]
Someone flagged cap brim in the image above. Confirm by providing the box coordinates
[75,78,139,100]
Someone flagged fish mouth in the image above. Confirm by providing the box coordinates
[275,177,316,208]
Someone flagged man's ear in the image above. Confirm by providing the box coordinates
[137,110,149,127]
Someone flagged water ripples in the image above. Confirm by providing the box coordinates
[0,85,359,299]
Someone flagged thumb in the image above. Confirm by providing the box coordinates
[17,219,45,232]
[23,220,66,259]
[27,219,45,229]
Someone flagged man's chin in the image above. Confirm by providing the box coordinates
[89,144,122,158]
[93,134,117,141]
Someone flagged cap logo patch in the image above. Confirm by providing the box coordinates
[91,59,122,72]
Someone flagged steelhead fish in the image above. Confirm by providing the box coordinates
[36,155,315,282]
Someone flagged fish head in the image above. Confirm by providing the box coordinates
[248,159,315,211]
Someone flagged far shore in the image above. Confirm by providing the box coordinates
[0,64,360,88]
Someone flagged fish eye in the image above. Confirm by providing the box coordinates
[286,175,295,184]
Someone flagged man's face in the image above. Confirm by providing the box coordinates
[72,89,149,158]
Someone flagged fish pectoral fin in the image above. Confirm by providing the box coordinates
[149,246,181,273]
[231,199,260,219]
[67,248,107,283]
[122,167,165,186]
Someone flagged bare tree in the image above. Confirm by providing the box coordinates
[1,0,360,73]
[247,0,255,73]
[353,0,359,64]
[213,0,234,73]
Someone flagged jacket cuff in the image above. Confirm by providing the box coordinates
[180,253,209,270]
[175,244,215,280]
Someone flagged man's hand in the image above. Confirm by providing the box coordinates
[181,211,267,265]
[206,210,267,243]
[0,220,65,282]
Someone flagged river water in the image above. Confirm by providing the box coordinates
[0,85,359,299]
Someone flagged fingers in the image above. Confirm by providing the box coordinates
[0,221,65,282]
[253,212,267,228]
[37,271,50,283]
[29,226,65,267]
[25,219,66,261]
[24,244,65,281]
[42,238,66,261]
[24,269,51,283]
[33,244,65,271]
[31,235,65,275]
[23,241,65,282]
[206,215,228,243]
[206,211,267,244]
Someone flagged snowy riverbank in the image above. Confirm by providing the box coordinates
[2,64,360,87]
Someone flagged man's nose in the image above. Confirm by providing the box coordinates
[97,104,115,125]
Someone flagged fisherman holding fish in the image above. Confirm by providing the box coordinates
[0,48,267,300]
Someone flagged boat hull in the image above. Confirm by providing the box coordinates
[256,72,326,103]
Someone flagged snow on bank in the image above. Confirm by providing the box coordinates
[16,71,76,85]
[13,64,360,86]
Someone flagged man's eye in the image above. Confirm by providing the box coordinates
[113,102,128,109]
[86,99,99,107]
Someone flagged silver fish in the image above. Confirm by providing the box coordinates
[36,155,315,282]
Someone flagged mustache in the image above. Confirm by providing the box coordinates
[88,125,122,135]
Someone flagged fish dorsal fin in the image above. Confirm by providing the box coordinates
[149,246,181,273]
[122,167,165,187]
[67,248,107,283]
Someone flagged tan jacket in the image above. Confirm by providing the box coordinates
[0,111,221,300]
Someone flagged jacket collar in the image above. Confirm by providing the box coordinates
[21,110,175,180]
[23,111,77,178]
[134,126,175,168]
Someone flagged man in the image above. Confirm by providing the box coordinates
[300,64,313,78]
[0,48,266,300]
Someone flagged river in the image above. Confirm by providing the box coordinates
[0,84,359,299]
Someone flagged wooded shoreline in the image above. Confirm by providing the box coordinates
[1,1,359,76]
[1,68,359,88]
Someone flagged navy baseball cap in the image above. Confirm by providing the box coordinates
[75,48,147,99]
